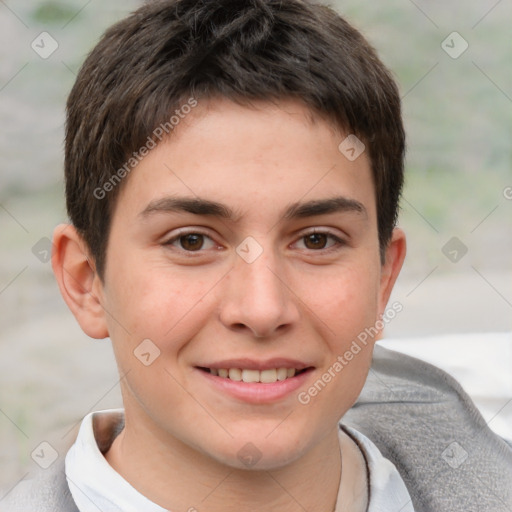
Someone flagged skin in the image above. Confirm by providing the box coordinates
[53,98,406,512]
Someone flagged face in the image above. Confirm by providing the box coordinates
[94,98,403,470]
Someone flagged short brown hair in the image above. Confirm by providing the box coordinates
[65,0,405,278]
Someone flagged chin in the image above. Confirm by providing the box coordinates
[204,430,312,472]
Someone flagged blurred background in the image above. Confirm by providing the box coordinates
[0,0,511,492]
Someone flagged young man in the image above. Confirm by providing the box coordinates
[4,1,511,511]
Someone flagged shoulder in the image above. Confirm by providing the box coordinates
[344,345,512,512]
[0,459,78,512]
[341,425,415,512]
[1,409,125,512]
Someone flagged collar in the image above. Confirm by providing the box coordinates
[65,409,414,512]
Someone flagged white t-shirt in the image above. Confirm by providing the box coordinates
[65,409,415,512]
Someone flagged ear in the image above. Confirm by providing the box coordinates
[52,224,109,339]
[377,227,406,315]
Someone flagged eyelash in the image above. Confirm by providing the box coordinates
[163,229,219,253]
[163,229,346,254]
[294,230,346,252]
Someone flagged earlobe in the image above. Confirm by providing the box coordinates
[52,224,109,339]
[378,227,407,315]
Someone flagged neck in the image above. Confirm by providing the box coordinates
[105,413,344,512]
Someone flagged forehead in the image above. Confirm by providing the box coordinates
[113,98,376,223]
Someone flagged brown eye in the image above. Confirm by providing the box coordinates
[180,234,204,251]
[303,233,328,250]
[164,230,217,253]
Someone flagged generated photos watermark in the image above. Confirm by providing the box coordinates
[93,97,198,200]
[298,301,403,405]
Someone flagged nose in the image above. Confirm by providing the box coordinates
[219,249,300,338]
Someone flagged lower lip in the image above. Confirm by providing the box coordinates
[196,368,313,404]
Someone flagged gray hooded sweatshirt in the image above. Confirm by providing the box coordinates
[2,346,512,512]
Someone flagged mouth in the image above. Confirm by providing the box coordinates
[197,366,311,383]
[194,362,314,404]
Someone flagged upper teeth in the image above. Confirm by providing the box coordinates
[210,368,297,383]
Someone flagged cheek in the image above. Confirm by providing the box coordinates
[295,267,379,421]
[302,262,380,342]
[103,261,223,364]
[104,267,215,406]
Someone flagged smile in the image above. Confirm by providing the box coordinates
[202,367,305,383]
[195,364,313,403]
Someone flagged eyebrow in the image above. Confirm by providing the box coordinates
[283,196,366,219]
[140,197,239,220]
[139,195,367,221]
